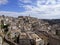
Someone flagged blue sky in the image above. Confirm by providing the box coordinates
[0,0,60,19]
[0,0,25,12]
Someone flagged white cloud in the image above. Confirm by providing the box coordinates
[18,0,60,19]
[19,0,60,11]
[19,0,31,3]
[0,0,8,5]
[0,9,60,19]
[0,0,60,19]
[46,0,56,5]
[0,11,31,17]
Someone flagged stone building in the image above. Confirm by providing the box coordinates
[0,36,3,45]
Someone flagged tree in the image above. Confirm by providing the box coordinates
[1,20,4,29]
[1,19,9,33]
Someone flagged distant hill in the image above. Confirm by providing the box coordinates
[42,19,60,25]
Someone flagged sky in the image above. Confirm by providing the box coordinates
[0,0,60,19]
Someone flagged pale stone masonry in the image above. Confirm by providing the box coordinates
[0,15,60,45]
[0,36,3,45]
